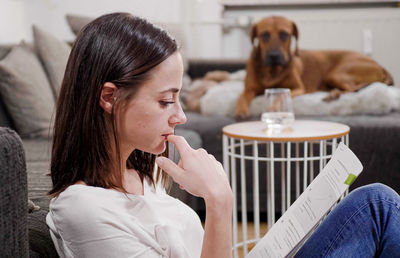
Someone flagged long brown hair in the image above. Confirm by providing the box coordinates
[49,13,178,196]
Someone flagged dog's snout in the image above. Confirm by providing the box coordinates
[268,51,280,61]
[265,50,285,66]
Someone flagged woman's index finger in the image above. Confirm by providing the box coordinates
[167,135,192,154]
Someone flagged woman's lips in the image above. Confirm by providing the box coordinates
[162,133,173,140]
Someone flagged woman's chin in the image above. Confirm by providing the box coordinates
[153,149,166,155]
[152,142,167,155]
[137,141,166,155]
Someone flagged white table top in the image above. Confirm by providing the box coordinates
[222,120,350,142]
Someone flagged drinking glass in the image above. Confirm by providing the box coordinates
[261,88,295,132]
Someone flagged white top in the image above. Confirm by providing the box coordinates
[46,180,204,258]
[222,120,350,142]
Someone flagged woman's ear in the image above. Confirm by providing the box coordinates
[100,82,118,114]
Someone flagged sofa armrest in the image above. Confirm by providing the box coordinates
[0,127,28,256]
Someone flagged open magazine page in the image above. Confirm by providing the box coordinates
[246,143,363,258]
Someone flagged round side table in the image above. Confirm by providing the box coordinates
[222,120,350,258]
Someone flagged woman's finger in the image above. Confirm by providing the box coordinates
[167,135,192,157]
[155,156,185,183]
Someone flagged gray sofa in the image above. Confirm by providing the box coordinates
[180,60,400,215]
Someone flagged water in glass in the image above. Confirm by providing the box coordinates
[261,112,295,130]
[262,88,295,132]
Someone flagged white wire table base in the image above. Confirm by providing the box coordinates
[222,135,349,258]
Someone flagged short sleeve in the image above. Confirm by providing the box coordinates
[48,188,166,258]
[64,234,163,258]
[47,184,203,258]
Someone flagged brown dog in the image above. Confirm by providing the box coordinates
[235,16,394,119]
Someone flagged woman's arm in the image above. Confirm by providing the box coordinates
[201,191,233,258]
[156,135,233,258]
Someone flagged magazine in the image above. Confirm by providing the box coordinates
[246,142,363,258]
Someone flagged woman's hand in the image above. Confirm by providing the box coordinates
[155,135,232,204]
[156,135,233,258]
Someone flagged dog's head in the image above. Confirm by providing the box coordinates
[251,16,299,68]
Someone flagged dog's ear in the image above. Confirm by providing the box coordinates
[292,21,299,56]
[250,24,258,46]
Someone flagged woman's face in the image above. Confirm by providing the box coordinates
[119,52,187,155]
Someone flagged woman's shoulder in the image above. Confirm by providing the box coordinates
[49,185,120,221]
[53,184,109,203]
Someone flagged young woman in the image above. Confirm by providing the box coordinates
[47,12,400,258]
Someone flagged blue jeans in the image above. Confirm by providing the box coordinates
[295,183,400,258]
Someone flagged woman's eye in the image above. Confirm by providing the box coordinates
[159,100,175,107]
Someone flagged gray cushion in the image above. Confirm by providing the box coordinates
[157,23,189,72]
[0,42,55,138]
[66,14,94,35]
[0,46,15,128]
[0,46,11,60]
[33,25,71,98]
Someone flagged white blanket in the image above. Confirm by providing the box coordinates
[200,76,400,117]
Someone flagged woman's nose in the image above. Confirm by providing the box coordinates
[170,103,187,125]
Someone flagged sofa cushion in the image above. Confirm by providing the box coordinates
[161,23,189,72]
[0,42,55,138]
[0,46,15,129]
[66,14,93,35]
[0,45,11,60]
[33,25,71,98]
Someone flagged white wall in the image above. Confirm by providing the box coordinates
[1,0,399,79]
[0,0,28,44]
[181,0,223,58]
[0,0,182,44]
[0,0,223,58]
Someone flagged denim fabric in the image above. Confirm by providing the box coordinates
[295,183,400,258]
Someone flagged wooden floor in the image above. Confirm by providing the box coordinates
[200,221,268,257]
[236,222,269,258]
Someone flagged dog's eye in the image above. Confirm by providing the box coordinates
[279,31,289,41]
[260,32,270,42]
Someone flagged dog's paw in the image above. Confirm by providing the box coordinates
[323,90,342,102]
[234,108,250,120]
[322,95,337,102]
